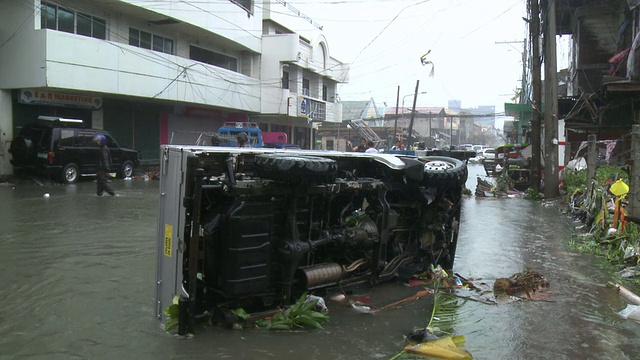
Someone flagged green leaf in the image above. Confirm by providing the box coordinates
[294,315,323,329]
[309,311,329,320]
[269,323,293,330]
[231,308,250,320]
[163,304,180,317]
[165,318,179,332]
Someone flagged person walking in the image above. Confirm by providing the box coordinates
[93,134,116,196]
[210,133,221,146]
[236,132,250,148]
[351,138,367,152]
[364,141,379,154]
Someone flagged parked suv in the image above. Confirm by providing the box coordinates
[9,116,140,183]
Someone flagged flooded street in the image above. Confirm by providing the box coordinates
[455,164,639,359]
[1,164,639,359]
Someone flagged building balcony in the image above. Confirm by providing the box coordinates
[0,29,261,112]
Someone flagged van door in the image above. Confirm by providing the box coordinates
[76,130,100,175]
[54,128,76,169]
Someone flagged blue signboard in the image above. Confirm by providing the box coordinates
[300,96,309,118]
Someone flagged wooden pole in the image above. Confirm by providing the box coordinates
[530,0,542,192]
[609,282,640,305]
[407,80,420,147]
[630,125,640,219]
[543,0,559,198]
[393,86,400,142]
[586,134,597,200]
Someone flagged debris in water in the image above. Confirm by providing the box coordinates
[493,269,549,298]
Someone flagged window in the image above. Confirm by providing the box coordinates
[326,140,334,150]
[58,129,75,147]
[77,13,106,39]
[129,28,173,55]
[282,70,289,89]
[41,2,106,40]
[322,85,327,101]
[57,7,74,33]
[77,131,98,147]
[105,134,116,148]
[303,78,310,96]
[231,0,253,14]
[190,45,238,72]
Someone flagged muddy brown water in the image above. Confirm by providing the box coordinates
[0,164,639,359]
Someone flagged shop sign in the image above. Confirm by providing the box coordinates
[298,96,326,121]
[19,89,102,110]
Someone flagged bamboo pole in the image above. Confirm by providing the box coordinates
[608,282,640,305]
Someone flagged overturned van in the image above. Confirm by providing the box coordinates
[155,145,467,334]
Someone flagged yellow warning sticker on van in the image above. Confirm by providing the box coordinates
[164,224,173,257]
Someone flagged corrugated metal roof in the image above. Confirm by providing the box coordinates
[341,101,369,120]
[384,106,445,115]
[341,99,383,121]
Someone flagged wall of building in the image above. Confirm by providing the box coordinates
[0,0,348,174]
[120,0,263,52]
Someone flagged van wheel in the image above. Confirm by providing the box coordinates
[119,161,135,178]
[62,163,80,184]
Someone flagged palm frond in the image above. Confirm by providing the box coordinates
[427,286,460,335]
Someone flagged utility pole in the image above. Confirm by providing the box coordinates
[407,80,420,146]
[520,38,527,144]
[530,0,542,193]
[543,0,559,198]
[495,39,525,144]
[393,86,400,142]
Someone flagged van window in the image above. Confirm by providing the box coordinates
[58,129,75,147]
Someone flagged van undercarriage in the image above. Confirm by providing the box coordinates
[155,146,467,334]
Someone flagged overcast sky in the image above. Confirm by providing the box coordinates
[294,0,533,113]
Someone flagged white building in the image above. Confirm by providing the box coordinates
[0,0,349,175]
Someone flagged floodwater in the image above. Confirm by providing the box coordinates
[0,164,639,360]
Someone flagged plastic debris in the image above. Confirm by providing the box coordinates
[618,304,640,322]
[616,265,640,279]
[404,336,472,359]
[351,303,376,314]
[430,265,448,281]
[305,295,328,313]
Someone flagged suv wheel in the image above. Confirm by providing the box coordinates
[119,161,134,178]
[422,156,467,188]
[62,163,80,184]
[253,154,337,184]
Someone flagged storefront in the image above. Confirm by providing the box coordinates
[13,89,163,165]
